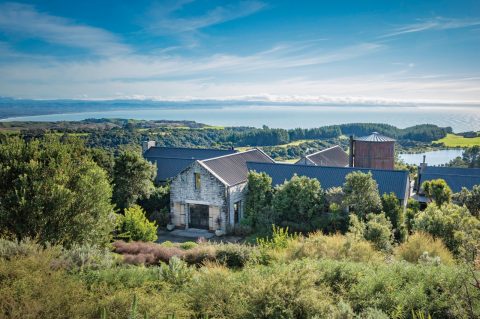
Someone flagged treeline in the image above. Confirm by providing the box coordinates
[226,123,452,146]
[2,120,452,158]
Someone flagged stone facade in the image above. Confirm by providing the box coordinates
[170,161,245,233]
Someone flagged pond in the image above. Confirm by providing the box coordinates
[399,149,464,166]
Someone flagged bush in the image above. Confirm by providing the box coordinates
[363,213,394,251]
[183,245,217,266]
[413,203,480,260]
[159,256,193,287]
[112,241,184,265]
[288,232,384,263]
[394,232,454,265]
[56,243,119,270]
[215,244,254,268]
[0,238,43,260]
[180,241,198,250]
[116,205,158,242]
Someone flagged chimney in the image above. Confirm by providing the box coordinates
[142,140,156,153]
[349,135,354,167]
[416,155,428,192]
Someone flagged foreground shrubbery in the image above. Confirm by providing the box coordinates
[1,234,479,319]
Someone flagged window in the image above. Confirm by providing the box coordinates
[234,200,241,224]
[194,172,201,190]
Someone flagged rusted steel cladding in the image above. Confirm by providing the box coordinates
[353,140,395,170]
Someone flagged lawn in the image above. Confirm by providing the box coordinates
[435,133,480,147]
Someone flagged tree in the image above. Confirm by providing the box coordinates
[116,205,158,242]
[363,213,394,251]
[244,171,274,228]
[112,151,156,210]
[453,185,480,218]
[413,203,480,260]
[273,174,324,231]
[138,184,170,227]
[381,192,406,242]
[421,179,452,207]
[0,136,115,246]
[405,198,420,234]
[342,171,382,218]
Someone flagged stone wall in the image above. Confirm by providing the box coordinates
[170,161,227,231]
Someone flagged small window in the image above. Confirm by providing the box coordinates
[234,201,241,224]
[194,172,201,190]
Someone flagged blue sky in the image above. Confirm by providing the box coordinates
[0,0,479,104]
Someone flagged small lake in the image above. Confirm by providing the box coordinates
[399,149,464,166]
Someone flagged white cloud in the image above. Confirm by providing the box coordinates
[382,17,480,37]
[146,0,266,34]
[0,2,130,56]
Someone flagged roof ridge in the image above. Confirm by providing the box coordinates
[305,145,344,159]
[149,146,234,152]
[247,161,408,173]
[200,148,261,163]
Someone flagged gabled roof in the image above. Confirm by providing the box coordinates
[354,132,395,142]
[200,149,275,186]
[144,147,235,182]
[419,166,480,193]
[144,146,235,159]
[296,145,349,167]
[247,162,410,201]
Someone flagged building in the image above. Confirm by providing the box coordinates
[295,145,349,167]
[169,149,275,232]
[416,164,480,195]
[247,161,410,206]
[349,132,395,170]
[142,141,235,183]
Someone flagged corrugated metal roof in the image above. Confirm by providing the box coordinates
[419,166,480,193]
[144,147,235,159]
[201,149,275,186]
[144,147,235,182]
[301,145,349,167]
[354,132,396,142]
[247,162,409,201]
[423,166,480,176]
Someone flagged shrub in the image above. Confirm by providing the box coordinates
[421,179,452,207]
[112,241,185,265]
[273,174,325,230]
[215,244,254,268]
[394,232,454,265]
[0,238,43,260]
[159,256,193,287]
[363,213,394,251]
[288,232,384,263]
[180,241,198,250]
[257,225,296,250]
[183,245,217,266]
[116,205,158,242]
[342,171,382,218]
[413,203,480,260]
[57,243,119,270]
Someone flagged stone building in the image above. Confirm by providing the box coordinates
[170,149,275,233]
[142,142,235,183]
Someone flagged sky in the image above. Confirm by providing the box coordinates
[0,0,480,105]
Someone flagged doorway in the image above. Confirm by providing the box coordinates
[189,204,209,229]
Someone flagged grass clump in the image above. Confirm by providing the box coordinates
[394,232,455,266]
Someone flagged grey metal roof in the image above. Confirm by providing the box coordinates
[423,166,480,176]
[419,166,480,193]
[144,147,235,159]
[354,132,396,142]
[201,149,275,186]
[300,145,349,167]
[144,147,235,182]
[247,162,410,201]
